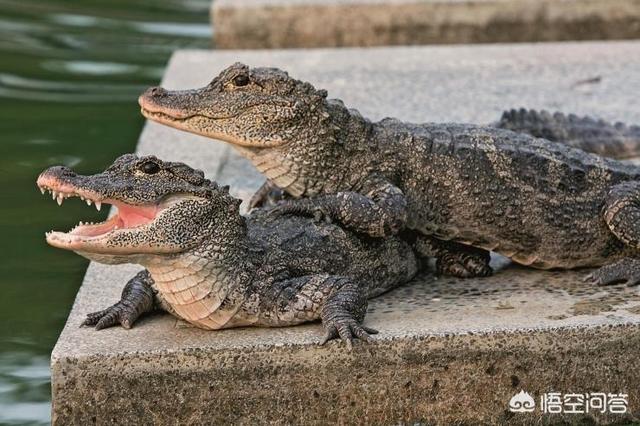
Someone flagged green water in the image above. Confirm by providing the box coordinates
[0,1,211,423]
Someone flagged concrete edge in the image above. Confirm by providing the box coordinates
[51,323,640,424]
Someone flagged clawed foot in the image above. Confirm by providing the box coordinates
[436,254,493,278]
[83,301,140,330]
[584,258,640,286]
[320,318,378,350]
[248,192,267,210]
[249,186,286,210]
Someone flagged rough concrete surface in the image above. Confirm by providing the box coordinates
[52,41,640,424]
[212,0,640,49]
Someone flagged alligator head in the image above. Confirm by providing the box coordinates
[138,62,330,149]
[37,154,242,262]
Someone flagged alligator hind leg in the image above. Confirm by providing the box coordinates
[414,235,492,278]
[265,274,375,349]
[585,259,640,286]
[83,269,157,329]
[587,181,640,286]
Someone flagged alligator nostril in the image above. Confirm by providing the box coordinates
[149,87,167,97]
[54,166,76,176]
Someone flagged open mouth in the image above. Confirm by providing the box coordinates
[37,175,160,249]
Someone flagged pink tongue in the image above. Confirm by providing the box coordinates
[115,202,158,228]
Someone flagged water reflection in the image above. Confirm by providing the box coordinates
[0,0,210,423]
[50,13,212,38]
[43,60,142,76]
[0,352,50,425]
[0,73,152,102]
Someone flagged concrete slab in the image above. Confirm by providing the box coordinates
[212,0,640,49]
[52,41,640,424]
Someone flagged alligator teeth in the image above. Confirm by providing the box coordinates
[95,201,101,211]
[40,187,45,195]
[56,194,64,206]
[86,199,92,206]
[80,196,85,201]
[51,191,57,200]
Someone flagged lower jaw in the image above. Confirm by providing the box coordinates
[74,250,135,265]
[45,230,110,252]
[141,110,281,149]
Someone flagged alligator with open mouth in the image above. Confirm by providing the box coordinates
[38,154,420,347]
[137,63,640,284]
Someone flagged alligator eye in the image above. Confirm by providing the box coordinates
[232,74,250,87]
[141,161,160,174]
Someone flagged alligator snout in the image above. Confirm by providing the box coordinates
[138,86,167,110]
[138,86,195,121]
[38,165,76,183]
[37,165,82,203]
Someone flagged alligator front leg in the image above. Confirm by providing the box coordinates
[414,235,492,278]
[83,269,157,330]
[319,277,379,350]
[264,274,375,350]
[269,175,407,237]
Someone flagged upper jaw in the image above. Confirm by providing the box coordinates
[37,172,106,210]
[137,93,240,123]
[37,170,162,253]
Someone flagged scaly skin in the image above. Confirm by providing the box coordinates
[137,63,640,283]
[38,154,418,347]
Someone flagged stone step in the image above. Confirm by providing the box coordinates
[212,0,640,49]
[51,41,640,424]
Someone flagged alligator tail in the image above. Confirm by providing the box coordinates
[495,108,640,160]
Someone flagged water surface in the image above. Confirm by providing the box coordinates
[0,1,211,423]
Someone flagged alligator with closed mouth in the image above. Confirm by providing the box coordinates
[38,154,420,347]
[137,63,640,284]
